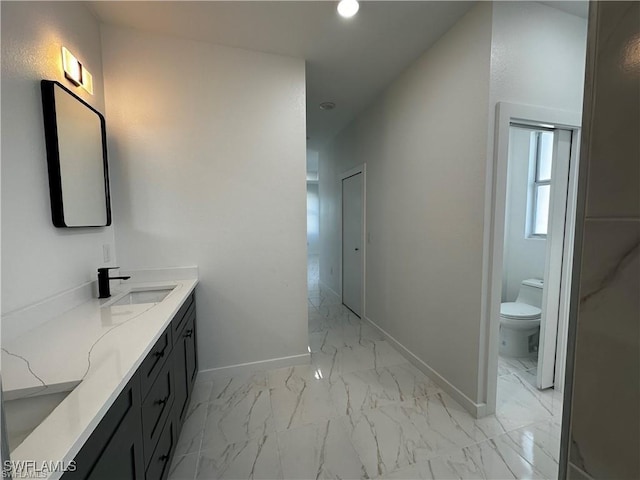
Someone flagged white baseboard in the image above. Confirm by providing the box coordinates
[319,281,341,302]
[568,463,595,480]
[196,353,310,380]
[364,316,486,418]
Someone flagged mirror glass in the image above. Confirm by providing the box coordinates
[41,80,111,227]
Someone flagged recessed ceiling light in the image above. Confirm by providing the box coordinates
[320,101,336,110]
[337,0,359,18]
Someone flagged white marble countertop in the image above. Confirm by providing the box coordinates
[2,269,198,479]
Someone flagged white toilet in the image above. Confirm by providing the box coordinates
[499,278,543,357]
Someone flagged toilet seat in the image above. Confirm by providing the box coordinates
[500,302,541,320]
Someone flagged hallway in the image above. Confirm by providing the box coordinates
[168,256,563,479]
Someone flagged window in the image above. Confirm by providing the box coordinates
[529,131,553,237]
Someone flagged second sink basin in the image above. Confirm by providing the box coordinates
[5,381,81,452]
[111,288,173,306]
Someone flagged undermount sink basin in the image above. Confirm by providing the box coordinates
[111,288,174,306]
[4,381,80,452]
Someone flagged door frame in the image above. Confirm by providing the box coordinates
[340,164,366,318]
[481,102,581,415]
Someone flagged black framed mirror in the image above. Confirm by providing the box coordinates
[41,80,111,227]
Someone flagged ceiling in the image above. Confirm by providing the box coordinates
[90,1,587,151]
[90,1,475,150]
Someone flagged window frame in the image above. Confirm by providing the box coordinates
[529,130,553,238]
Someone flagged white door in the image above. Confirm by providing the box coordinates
[538,128,573,389]
[342,172,363,316]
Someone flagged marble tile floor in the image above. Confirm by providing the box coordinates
[498,353,538,379]
[169,257,563,479]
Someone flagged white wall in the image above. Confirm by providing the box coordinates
[100,25,308,371]
[307,183,320,255]
[1,2,115,314]
[319,3,493,403]
[501,127,547,301]
[489,2,587,115]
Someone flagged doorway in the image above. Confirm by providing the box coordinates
[501,124,575,389]
[484,103,581,415]
[341,166,365,317]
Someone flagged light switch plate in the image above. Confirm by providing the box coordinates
[103,244,111,263]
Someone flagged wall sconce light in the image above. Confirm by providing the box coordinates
[82,70,94,96]
[62,47,94,95]
[62,47,82,85]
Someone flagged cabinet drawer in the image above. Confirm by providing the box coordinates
[171,293,194,343]
[142,357,175,467]
[140,327,172,399]
[145,414,176,480]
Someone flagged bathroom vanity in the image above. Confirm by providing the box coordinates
[2,270,198,480]
[63,291,196,480]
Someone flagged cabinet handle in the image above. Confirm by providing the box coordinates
[154,349,165,358]
[184,329,193,338]
[155,396,168,406]
[159,454,170,462]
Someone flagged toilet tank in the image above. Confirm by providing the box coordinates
[516,278,544,308]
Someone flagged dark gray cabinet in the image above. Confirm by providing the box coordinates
[140,327,172,398]
[172,298,197,428]
[184,313,198,398]
[145,415,177,480]
[62,374,145,480]
[61,291,197,480]
[141,357,175,469]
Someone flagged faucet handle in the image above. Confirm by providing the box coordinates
[98,266,120,274]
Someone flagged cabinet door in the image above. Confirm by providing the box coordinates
[145,413,177,480]
[141,358,175,468]
[184,313,198,393]
[140,328,172,399]
[81,412,144,480]
[174,310,198,429]
[171,294,194,343]
[61,375,144,480]
[173,333,189,427]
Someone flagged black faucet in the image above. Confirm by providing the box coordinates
[97,267,131,298]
